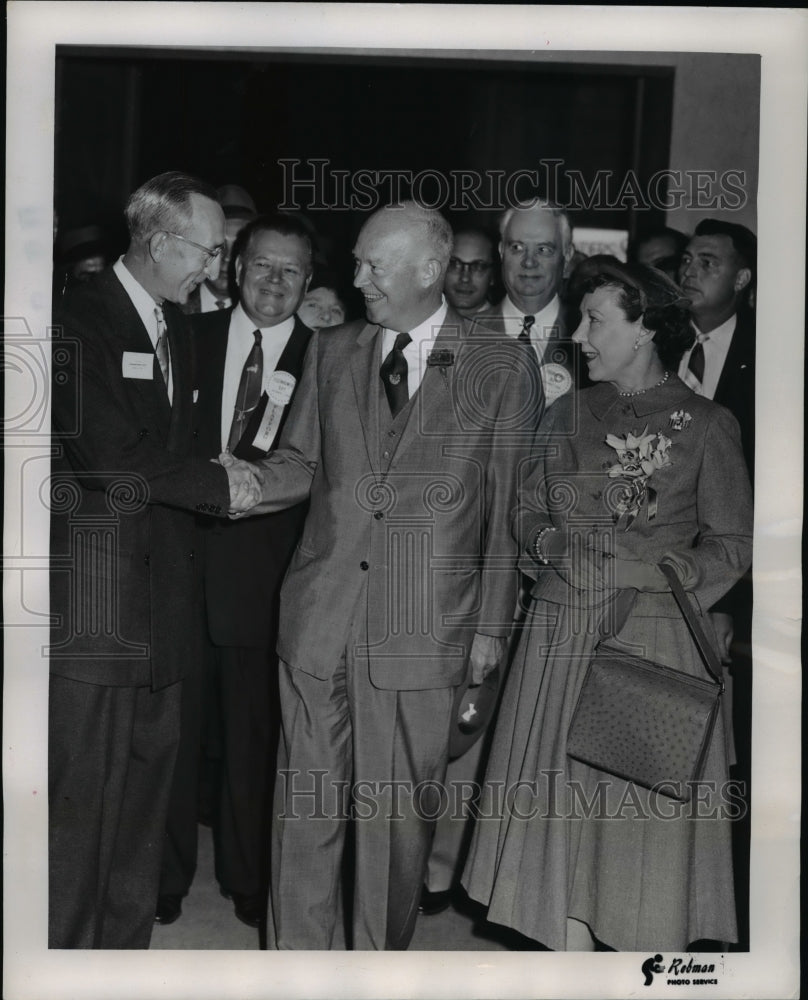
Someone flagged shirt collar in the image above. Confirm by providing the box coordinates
[232,303,295,341]
[113,256,161,345]
[384,298,448,351]
[504,293,560,335]
[692,313,737,344]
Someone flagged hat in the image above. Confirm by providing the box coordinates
[448,666,502,760]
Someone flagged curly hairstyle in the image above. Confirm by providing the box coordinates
[582,257,695,369]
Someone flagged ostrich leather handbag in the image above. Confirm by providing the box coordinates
[566,562,725,801]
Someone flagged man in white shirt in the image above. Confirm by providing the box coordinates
[442,228,496,318]
[157,214,315,930]
[476,200,580,405]
[49,171,259,949]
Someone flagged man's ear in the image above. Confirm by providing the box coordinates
[734,267,752,293]
[234,256,244,288]
[148,231,168,262]
[422,258,442,288]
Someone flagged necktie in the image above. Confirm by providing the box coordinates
[380,332,412,417]
[215,298,227,310]
[154,306,170,390]
[519,314,535,343]
[688,336,707,384]
[227,330,263,453]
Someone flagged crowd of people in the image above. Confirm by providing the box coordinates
[49,170,755,952]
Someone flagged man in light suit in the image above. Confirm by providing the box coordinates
[157,214,314,928]
[49,171,260,948]
[229,202,542,949]
[475,200,583,406]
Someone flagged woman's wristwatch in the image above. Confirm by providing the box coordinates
[532,526,558,565]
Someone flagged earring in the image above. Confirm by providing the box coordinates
[633,338,641,351]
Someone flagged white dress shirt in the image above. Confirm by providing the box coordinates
[500,294,561,365]
[220,305,296,452]
[381,299,448,400]
[200,283,231,313]
[113,256,173,402]
[678,314,737,400]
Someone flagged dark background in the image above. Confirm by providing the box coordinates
[55,48,673,304]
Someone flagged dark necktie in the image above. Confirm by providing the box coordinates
[153,306,170,391]
[688,337,707,384]
[518,314,535,343]
[215,298,227,310]
[227,330,263,453]
[380,332,412,417]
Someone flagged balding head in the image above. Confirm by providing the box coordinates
[353,203,453,333]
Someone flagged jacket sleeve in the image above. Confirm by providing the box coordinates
[660,405,753,610]
[252,332,320,512]
[53,303,230,514]
[478,345,544,633]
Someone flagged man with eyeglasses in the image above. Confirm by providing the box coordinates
[156,213,315,932]
[442,228,496,318]
[476,200,583,406]
[49,171,261,948]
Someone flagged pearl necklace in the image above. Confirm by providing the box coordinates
[617,370,671,397]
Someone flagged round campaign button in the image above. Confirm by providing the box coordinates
[266,370,296,406]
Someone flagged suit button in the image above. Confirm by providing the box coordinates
[360,561,369,571]
[139,428,149,438]
[383,450,390,459]
[388,430,396,437]
[189,551,195,559]
[193,429,199,438]
[374,511,383,520]
[144,554,150,565]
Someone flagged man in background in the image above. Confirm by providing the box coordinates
[442,228,496,318]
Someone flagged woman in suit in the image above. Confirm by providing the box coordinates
[462,258,753,951]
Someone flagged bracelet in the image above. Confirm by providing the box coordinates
[532,526,557,565]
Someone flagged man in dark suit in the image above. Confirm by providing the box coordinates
[678,216,756,949]
[157,214,314,928]
[228,202,542,949]
[475,200,581,405]
[49,171,260,949]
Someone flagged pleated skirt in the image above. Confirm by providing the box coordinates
[461,596,738,952]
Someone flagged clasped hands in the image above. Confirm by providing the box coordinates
[215,451,264,514]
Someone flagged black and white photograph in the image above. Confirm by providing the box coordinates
[3,4,804,999]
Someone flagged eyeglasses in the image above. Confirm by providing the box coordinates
[162,230,224,267]
[447,258,493,275]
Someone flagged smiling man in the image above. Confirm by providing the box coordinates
[49,171,261,949]
[156,214,315,930]
[476,200,581,405]
[231,201,541,950]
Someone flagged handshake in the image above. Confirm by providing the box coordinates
[216,452,264,515]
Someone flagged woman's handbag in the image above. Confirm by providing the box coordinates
[566,562,725,801]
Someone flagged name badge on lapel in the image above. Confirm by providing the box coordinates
[122,351,154,379]
[252,371,297,451]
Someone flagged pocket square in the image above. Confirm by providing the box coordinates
[193,389,199,403]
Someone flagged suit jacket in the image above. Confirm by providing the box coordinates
[50,268,230,689]
[472,296,588,401]
[193,309,314,648]
[713,307,755,478]
[253,308,543,690]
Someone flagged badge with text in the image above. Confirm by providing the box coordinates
[122,351,155,380]
[252,372,297,452]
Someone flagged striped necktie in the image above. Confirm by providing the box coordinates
[154,305,170,391]
[227,329,263,453]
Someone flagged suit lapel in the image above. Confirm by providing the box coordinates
[350,322,384,475]
[387,311,465,464]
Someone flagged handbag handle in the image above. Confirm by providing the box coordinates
[657,561,724,689]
